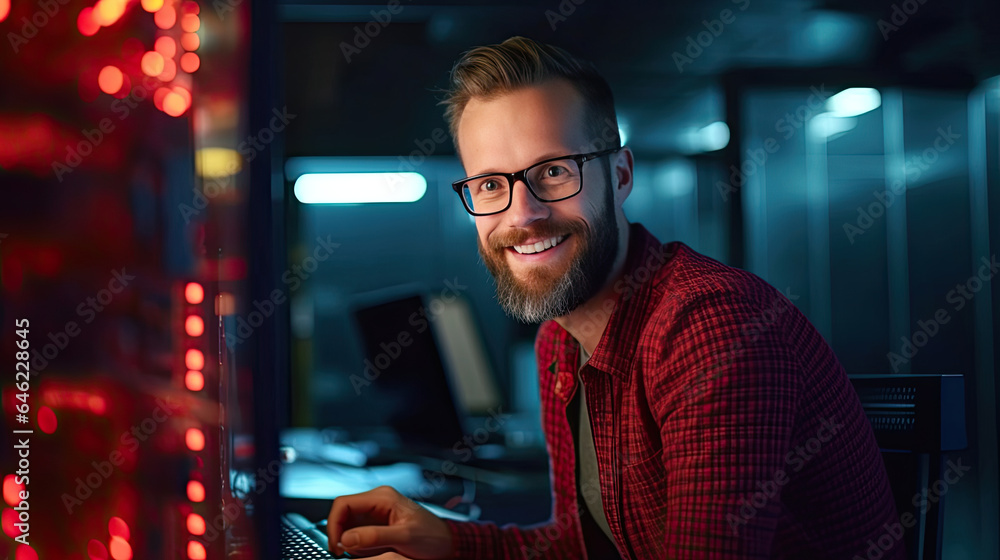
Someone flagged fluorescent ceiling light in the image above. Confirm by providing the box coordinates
[825,87,881,117]
[680,121,730,153]
[293,172,427,204]
[697,121,730,151]
[809,112,858,140]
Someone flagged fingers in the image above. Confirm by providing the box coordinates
[341,524,412,554]
[361,554,412,560]
[327,486,405,555]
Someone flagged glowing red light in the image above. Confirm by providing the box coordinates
[186,480,205,502]
[186,513,206,535]
[184,370,204,391]
[154,86,170,111]
[163,90,187,117]
[108,516,130,540]
[141,51,165,77]
[77,8,101,36]
[94,0,126,26]
[182,0,199,14]
[185,282,204,304]
[88,539,109,560]
[180,52,200,73]
[154,5,175,29]
[185,315,204,337]
[174,85,192,106]
[180,13,199,32]
[109,536,132,560]
[41,389,107,414]
[185,349,204,370]
[181,32,200,51]
[154,36,177,57]
[14,545,37,560]
[98,66,124,95]
[37,406,57,434]
[0,0,11,23]
[3,475,24,507]
[185,428,205,451]
[158,57,178,82]
[2,508,20,537]
[187,541,206,560]
[89,396,107,414]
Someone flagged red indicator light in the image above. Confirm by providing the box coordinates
[109,536,132,560]
[186,480,205,502]
[108,516,130,540]
[185,370,204,391]
[185,349,204,370]
[187,541,206,560]
[37,406,57,433]
[186,513,206,535]
[185,428,205,451]
[185,282,204,304]
[3,475,24,507]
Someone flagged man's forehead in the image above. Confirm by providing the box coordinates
[456,79,591,171]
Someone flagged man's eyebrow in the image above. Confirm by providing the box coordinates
[470,151,573,175]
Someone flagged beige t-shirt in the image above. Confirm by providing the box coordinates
[577,346,615,543]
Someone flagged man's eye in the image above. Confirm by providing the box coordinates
[482,179,500,191]
[546,165,569,177]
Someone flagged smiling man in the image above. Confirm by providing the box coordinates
[327,37,904,560]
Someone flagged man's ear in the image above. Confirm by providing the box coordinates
[613,146,634,209]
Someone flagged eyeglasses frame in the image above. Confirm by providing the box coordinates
[451,146,623,216]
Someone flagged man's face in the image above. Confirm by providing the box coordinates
[456,79,622,323]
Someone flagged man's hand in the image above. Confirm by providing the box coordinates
[327,486,455,559]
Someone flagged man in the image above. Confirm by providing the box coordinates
[327,37,903,560]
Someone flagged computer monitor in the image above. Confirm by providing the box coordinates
[350,292,468,453]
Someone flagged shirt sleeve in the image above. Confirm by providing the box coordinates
[438,323,585,560]
[649,290,802,559]
[441,514,581,560]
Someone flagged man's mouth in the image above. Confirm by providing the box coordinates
[511,235,567,255]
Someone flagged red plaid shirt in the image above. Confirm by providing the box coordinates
[445,223,903,560]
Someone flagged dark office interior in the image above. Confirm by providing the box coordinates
[1,0,999,558]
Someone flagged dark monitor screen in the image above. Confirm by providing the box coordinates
[352,294,466,452]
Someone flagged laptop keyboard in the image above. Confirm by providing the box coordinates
[281,515,336,560]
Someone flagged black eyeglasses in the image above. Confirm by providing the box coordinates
[452,147,622,216]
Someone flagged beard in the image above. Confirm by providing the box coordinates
[477,185,619,323]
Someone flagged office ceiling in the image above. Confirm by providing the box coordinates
[278,0,1000,157]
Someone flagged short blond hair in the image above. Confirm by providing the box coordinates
[441,36,620,156]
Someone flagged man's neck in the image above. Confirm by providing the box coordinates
[554,224,631,356]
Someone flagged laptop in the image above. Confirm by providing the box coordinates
[281,512,345,560]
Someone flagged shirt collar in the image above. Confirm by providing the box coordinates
[547,222,672,385]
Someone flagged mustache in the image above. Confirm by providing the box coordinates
[487,220,588,250]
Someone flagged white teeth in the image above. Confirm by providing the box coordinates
[513,236,565,254]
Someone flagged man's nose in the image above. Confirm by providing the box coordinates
[505,180,549,226]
